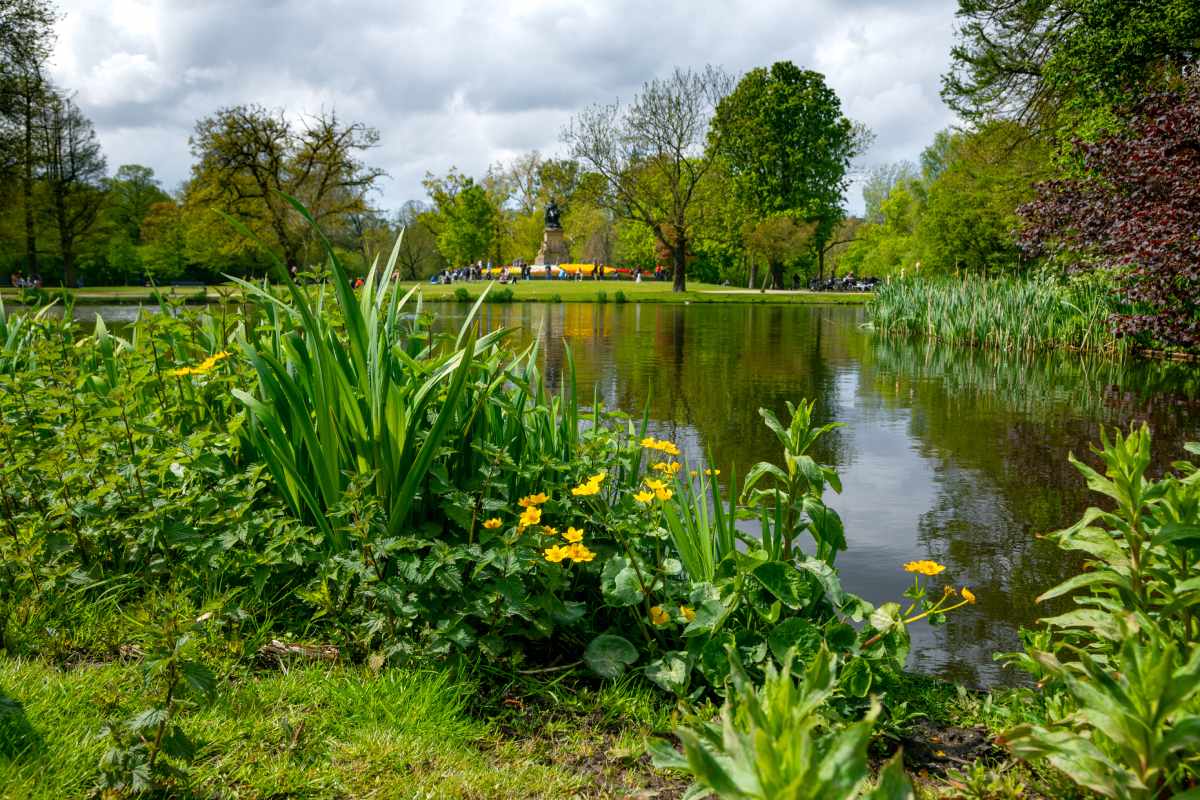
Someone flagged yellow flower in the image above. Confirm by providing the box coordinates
[962,587,976,604]
[571,481,600,497]
[656,441,680,457]
[903,559,946,577]
[640,436,658,448]
[482,518,502,530]
[654,487,673,501]
[543,545,569,563]
[652,462,670,472]
[563,527,584,543]
[689,470,698,478]
[643,478,666,492]
[680,605,696,623]
[634,490,655,503]
[197,351,231,370]
[542,525,559,537]
[169,366,200,377]
[704,468,720,476]
[518,492,549,508]
[566,542,595,563]
[588,470,607,484]
[649,605,669,625]
[519,506,542,527]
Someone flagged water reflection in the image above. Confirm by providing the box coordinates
[432,301,1200,686]
[62,301,1200,686]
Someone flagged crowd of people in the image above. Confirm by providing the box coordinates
[430,261,676,285]
[8,272,44,289]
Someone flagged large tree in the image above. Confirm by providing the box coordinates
[106,164,169,244]
[563,65,733,292]
[942,0,1200,133]
[0,0,56,274]
[1019,82,1200,349]
[38,91,106,285]
[433,178,495,266]
[710,61,861,287]
[188,105,385,270]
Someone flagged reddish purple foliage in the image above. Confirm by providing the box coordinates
[1020,83,1200,349]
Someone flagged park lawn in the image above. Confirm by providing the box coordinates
[0,280,871,306]
[0,657,684,800]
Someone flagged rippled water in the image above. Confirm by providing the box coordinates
[67,300,1200,686]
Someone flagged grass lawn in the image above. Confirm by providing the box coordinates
[0,280,871,307]
[0,658,683,799]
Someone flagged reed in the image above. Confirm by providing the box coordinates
[869,276,1126,356]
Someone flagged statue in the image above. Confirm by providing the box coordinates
[544,199,562,230]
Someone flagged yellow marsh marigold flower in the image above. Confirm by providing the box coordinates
[588,470,607,484]
[519,506,542,527]
[962,587,976,604]
[704,468,720,476]
[649,606,669,626]
[566,542,595,563]
[903,560,946,577]
[634,490,655,504]
[654,487,673,501]
[689,470,698,478]
[680,605,696,623]
[657,441,680,457]
[652,462,670,472]
[198,351,231,370]
[571,480,600,497]
[563,527,584,543]
[640,436,658,448]
[519,492,548,508]
[543,545,569,563]
[643,478,666,492]
[483,518,502,530]
[542,526,558,537]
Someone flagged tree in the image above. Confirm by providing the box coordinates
[188,105,385,270]
[140,201,188,281]
[1,0,57,274]
[862,161,918,224]
[942,0,1200,133]
[434,179,495,266]
[745,216,816,288]
[1020,82,1200,349]
[918,121,1050,274]
[564,65,733,292]
[106,164,169,244]
[710,61,861,286]
[38,91,106,285]
[393,200,444,280]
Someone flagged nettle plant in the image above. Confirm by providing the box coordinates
[1001,425,1200,799]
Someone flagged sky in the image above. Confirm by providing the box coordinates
[50,0,962,217]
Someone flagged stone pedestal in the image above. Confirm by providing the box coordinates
[534,227,570,265]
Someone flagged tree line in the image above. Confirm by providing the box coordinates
[1,1,871,291]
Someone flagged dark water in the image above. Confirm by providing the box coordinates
[65,301,1200,687]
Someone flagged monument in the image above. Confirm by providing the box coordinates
[533,199,570,265]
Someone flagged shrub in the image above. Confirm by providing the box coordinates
[488,286,514,303]
[614,290,627,304]
[453,286,471,302]
[597,290,608,303]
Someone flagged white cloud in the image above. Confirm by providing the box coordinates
[51,0,961,215]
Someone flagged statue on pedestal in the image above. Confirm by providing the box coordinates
[534,199,570,265]
[544,199,562,230]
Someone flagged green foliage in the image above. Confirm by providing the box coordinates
[453,286,471,302]
[614,290,627,304]
[1000,426,1200,797]
[870,275,1125,354]
[650,645,914,800]
[434,179,497,266]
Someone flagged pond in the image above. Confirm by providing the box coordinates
[66,300,1200,687]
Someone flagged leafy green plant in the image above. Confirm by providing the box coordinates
[453,286,472,302]
[741,400,845,564]
[96,600,218,795]
[615,290,627,303]
[488,286,515,303]
[650,644,913,799]
[597,290,608,303]
[1003,624,1200,799]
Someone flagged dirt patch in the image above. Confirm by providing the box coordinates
[899,719,1005,775]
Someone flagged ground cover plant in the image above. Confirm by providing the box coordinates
[3,211,1197,799]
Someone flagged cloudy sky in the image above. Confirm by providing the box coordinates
[50,0,961,216]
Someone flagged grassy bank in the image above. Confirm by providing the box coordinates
[0,280,871,306]
[0,658,680,799]
[869,276,1126,355]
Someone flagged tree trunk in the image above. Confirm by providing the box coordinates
[748,261,757,289]
[54,191,75,287]
[22,90,37,274]
[818,244,826,282]
[770,259,784,290]
[672,239,686,293]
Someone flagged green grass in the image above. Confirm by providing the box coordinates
[0,280,871,306]
[0,658,682,799]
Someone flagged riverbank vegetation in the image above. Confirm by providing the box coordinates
[4,218,1200,797]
